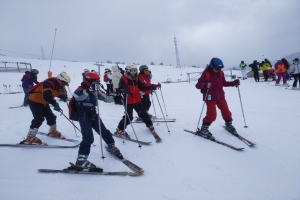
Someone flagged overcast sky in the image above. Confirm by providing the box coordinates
[0,0,299,67]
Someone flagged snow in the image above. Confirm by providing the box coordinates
[0,56,299,200]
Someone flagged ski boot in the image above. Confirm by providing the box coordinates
[107,143,123,159]
[115,128,131,139]
[72,154,103,172]
[148,125,161,142]
[23,128,43,145]
[224,120,238,136]
[48,124,65,139]
[196,123,214,140]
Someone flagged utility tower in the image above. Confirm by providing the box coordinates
[174,35,181,68]
[40,46,46,60]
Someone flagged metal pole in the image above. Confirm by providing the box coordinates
[49,28,57,72]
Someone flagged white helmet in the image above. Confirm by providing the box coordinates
[57,72,71,85]
[125,64,137,74]
[83,69,89,73]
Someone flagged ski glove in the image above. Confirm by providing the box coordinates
[151,85,157,90]
[156,83,161,89]
[117,88,130,94]
[53,102,61,112]
[59,94,68,102]
[233,79,240,87]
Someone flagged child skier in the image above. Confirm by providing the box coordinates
[71,71,123,171]
[195,58,240,139]
[23,72,70,145]
[115,64,161,142]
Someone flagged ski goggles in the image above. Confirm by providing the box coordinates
[213,67,222,71]
[126,68,137,73]
[56,78,69,86]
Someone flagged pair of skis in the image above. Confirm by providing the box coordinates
[184,127,255,151]
[0,132,80,148]
[0,132,144,176]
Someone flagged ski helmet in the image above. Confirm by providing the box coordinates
[31,69,39,74]
[241,61,244,63]
[83,72,100,87]
[56,72,71,86]
[139,65,148,72]
[209,57,224,69]
[293,58,299,64]
[125,64,138,74]
[83,69,89,73]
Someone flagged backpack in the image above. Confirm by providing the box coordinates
[201,71,224,93]
[68,96,78,121]
[68,86,86,121]
[103,74,108,82]
[28,81,55,94]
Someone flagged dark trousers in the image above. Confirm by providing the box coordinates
[263,70,268,81]
[292,74,300,87]
[23,87,29,106]
[78,112,115,155]
[106,84,113,94]
[117,102,152,130]
[141,94,151,111]
[28,100,56,129]
[253,71,259,81]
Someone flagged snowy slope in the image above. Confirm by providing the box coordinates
[0,57,299,200]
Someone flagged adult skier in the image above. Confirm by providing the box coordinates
[239,61,247,80]
[289,58,300,89]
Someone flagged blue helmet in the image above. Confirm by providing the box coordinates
[209,57,224,69]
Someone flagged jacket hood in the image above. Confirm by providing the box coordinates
[111,65,119,72]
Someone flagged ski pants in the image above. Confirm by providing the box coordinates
[263,70,268,81]
[78,112,115,155]
[28,100,56,129]
[241,70,247,79]
[117,102,152,130]
[203,99,232,123]
[253,71,259,81]
[292,73,300,87]
[106,84,113,94]
[141,94,151,111]
[276,72,287,84]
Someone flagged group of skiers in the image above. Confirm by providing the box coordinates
[20,64,161,172]
[239,57,300,89]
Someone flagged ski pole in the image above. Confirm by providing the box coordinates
[159,88,168,117]
[150,93,158,125]
[196,84,210,131]
[236,86,248,128]
[120,94,142,148]
[94,84,105,160]
[59,110,82,132]
[48,28,57,72]
[154,91,170,133]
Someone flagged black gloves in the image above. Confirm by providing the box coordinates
[117,88,130,95]
[59,94,68,102]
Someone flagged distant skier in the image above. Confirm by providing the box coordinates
[195,57,240,139]
[288,58,300,89]
[23,72,70,145]
[249,60,260,82]
[21,69,39,106]
[275,58,287,86]
[239,61,247,80]
[103,68,113,95]
[111,65,123,105]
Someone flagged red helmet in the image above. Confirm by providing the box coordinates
[83,72,100,87]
